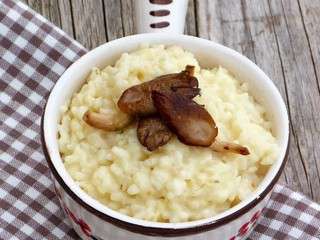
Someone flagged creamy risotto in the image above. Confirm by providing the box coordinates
[58,45,278,223]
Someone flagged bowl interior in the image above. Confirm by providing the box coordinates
[43,33,289,229]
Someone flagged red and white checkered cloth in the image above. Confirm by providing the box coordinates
[0,0,319,239]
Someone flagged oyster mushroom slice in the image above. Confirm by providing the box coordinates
[210,140,250,155]
[117,65,199,116]
[83,110,132,131]
[152,91,218,147]
[137,115,173,151]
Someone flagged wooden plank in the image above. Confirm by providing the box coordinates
[26,0,74,38]
[102,0,136,39]
[196,0,222,42]
[57,0,75,38]
[70,0,107,49]
[27,0,62,28]
[26,0,42,16]
[185,0,197,36]
[120,0,135,36]
[269,0,320,201]
[238,1,286,110]
[196,0,256,61]
[298,0,320,94]
[103,0,123,40]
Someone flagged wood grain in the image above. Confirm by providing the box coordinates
[120,0,135,36]
[57,0,74,37]
[27,0,61,27]
[269,0,320,201]
[185,0,197,36]
[70,0,107,49]
[24,0,320,202]
[103,0,123,40]
[299,0,320,95]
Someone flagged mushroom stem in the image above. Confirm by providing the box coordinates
[185,65,195,76]
[210,140,250,155]
[83,110,132,131]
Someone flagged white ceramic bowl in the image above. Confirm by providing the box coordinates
[41,1,289,239]
[42,33,289,240]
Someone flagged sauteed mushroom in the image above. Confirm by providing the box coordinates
[210,140,250,155]
[152,91,250,155]
[137,115,173,151]
[152,91,218,147]
[137,114,249,155]
[117,65,199,115]
[83,110,132,131]
[83,65,250,156]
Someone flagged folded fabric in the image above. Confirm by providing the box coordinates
[0,0,319,239]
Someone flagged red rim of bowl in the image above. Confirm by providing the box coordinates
[41,109,289,237]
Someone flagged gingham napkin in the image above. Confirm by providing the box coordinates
[0,1,319,239]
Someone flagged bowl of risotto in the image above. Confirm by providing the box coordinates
[41,2,288,239]
[41,33,289,240]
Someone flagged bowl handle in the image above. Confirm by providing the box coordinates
[134,0,189,34]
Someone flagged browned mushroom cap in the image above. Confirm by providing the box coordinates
[137,115,173,151]
[171,87,200,98]
[117,65,199,116]
[152,91,218,147]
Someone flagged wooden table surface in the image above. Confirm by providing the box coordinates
[24,0,320,203]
